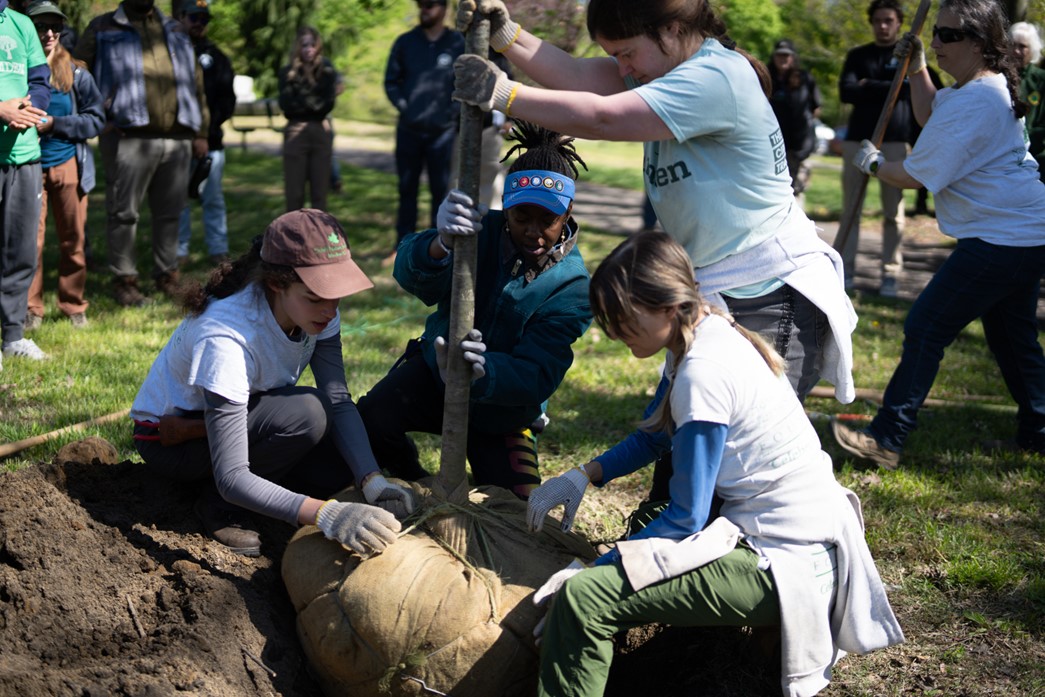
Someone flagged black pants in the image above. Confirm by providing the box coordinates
[357,346,541,498]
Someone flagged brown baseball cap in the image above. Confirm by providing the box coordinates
[261,209,373,299]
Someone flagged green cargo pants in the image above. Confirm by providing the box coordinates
[537,544,779,697]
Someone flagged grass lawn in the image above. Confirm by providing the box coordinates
[2,143,1042,695]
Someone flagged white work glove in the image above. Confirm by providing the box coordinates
[526,466,590,533]
[453,55,518,114]
[853,139,884,176]
[316,500,401,556]
[436,189,483,252]
[894,32,926,76]
[362,473,416,519]
[434,328,487,383]
[456,0,521,52]
[532,559,587,645]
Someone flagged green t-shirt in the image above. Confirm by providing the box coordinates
[0,7,46,165]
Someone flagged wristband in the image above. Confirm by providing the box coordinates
[316,499,337,521]
[492,21,522,53]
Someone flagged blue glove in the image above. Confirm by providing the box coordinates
[362,473,415,519]
[434,328,487,383]
[436,189,482,252]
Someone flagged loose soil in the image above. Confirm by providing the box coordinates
[0,449,781,697]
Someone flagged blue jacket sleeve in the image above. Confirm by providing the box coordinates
[628,420,726,542]
[595,373,673,484]
[27,64,51,111]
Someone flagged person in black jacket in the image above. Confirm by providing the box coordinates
[838,0,915,297]
[278,26,338,212]
[768,39,821,206]
[176,0,235,265]
[383,0,464,266]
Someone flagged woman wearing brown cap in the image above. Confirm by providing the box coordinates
[130,209,414,557]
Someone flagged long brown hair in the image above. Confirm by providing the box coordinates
[590,232,783,435]
[46,42,80,93]
[942,0,1027,118]
[585,0,771,98]
[286,26,324,86]
[179,235,300,316]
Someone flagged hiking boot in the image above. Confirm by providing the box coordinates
[194,493,262,557]
[879,276,898,298]
[2,337,49,361]
[69,312,88,328]
[831,419,900,470]
[113,276,147,307]
[155,270,181,297]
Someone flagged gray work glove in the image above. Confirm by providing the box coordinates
[526,466,590,533]
[456,0,520,52]
[894,32,926,76]
[362,473,416,519]
[532,559,587,645]
[853,139,884,176]
[316,500,401,556]
[436,189,482,252]
[453,54,517,114]
[434,328,487,383]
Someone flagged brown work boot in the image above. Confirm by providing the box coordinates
[155,269,181,297]
[831,419,900,470]
[194,492,261,557]
[112,275,147,307]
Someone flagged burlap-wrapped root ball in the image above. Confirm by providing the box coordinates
[282,482,596,697]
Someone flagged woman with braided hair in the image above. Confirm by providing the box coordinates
[834,0,1045,466]
[454,0,855,407]
[357,122,593,499]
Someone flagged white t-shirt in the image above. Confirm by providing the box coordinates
[132,285,340,420]
[632,38,801,269]
[903,73,1045,245]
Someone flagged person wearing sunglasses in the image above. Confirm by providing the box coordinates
[838,0,919,298]
[382,0,464,268]
[834,0,1045,467]
[23,0,103,334]
[1009,21,1045,182]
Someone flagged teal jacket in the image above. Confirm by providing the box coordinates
[394,211,592,433]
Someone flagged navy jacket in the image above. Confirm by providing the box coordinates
[384,26,463,133]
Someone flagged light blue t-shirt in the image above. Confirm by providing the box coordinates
[903,73,1045,245]
[631,38,799,272]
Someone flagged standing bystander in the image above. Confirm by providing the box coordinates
[383,0,464,266]
[176,0,233,266]
[839,0,916,297]
[0,0,50,368]
[25,0,104,331]
[768,39,821,207]
[1011,21,1045,181]
[74,0,209,307]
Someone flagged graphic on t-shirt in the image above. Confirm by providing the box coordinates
[770,128,787,176]
[644,157,693,189]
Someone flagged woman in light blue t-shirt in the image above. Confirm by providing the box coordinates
[453,0,857,505]
[452,0,856,408]
[835,0,1045,466]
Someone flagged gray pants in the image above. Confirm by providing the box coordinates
[99,133,191,279]
[0,161,42,344]
[840,140,907,282]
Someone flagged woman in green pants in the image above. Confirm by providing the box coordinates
[526,233,903,697]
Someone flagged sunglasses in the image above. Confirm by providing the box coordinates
[34,22,63,35]
[187,13,210,24]
[418,1,444,9]
[932,25,976,43]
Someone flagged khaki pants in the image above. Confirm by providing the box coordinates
[282,119,332,212]
[840,140,908,282]
[29,157,88,317]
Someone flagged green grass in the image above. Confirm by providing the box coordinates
[4,143,1044,694]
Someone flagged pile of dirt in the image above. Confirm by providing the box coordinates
[0,447,779,697]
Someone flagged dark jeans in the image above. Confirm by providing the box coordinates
[649,283,827,500]
[356,346,541,498]
[0,161,42,344]
[134,386,355,506]
[870,238,1045,452]
[394,124,455,245]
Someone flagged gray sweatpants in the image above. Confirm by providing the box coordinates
[0,161,43,344]
[99,132,191,279]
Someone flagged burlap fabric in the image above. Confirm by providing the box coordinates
[282,481,596,697]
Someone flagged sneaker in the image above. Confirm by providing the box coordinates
[113,276,147,307]
[831,419,900,470]
[2,337,49,361]
[194,493,262,557]
[69,312,88,328]
[879,276,898,298]
[24,313,43,331]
